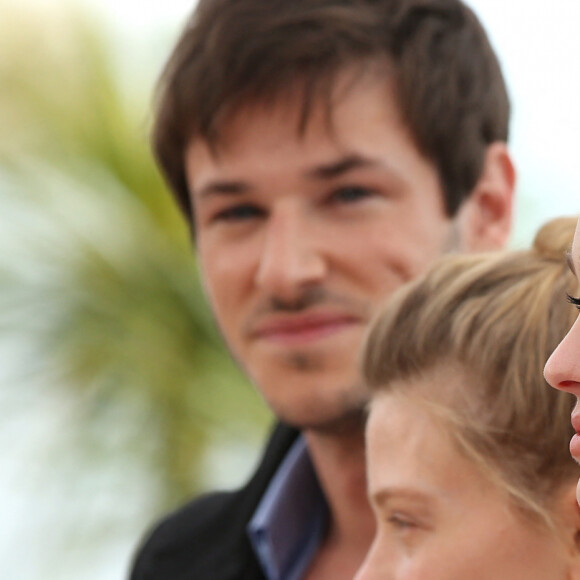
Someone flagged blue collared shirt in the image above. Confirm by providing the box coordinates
[247,436,329,580]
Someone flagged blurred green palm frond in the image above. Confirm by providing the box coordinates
[0,1,184,240]
[0,3,271,509]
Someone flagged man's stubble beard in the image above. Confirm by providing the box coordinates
[286,350,324,373]
[213,285,372,433]
[299,388,369,437]
[274,348,369,435]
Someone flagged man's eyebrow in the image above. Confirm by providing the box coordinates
[566,251,577,275]
[192,154,385,198]
[194,180,250,199]
[307,154,381,180]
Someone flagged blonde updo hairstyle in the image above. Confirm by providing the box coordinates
[362,216,580,528]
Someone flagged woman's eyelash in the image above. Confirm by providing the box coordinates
[566,294,580,309]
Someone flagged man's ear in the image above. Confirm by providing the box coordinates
[455,142,516,252]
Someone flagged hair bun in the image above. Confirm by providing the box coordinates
[532,216,578,261]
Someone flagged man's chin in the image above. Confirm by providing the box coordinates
[305,407,368,437]
[276,395,369,436]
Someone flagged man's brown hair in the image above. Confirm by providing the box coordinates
[153,0,510,222]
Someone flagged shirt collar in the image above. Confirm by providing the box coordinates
[247,435,329,580]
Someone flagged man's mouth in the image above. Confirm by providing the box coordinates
[250,311,361,346]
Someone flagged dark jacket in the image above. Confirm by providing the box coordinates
[130,422,300,580]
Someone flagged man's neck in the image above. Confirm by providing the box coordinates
[301,426,375,580]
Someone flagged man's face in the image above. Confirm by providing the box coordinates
[185,72,462,429]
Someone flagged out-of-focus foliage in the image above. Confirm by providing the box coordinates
[0,1,183,239]
[0,1,271,513]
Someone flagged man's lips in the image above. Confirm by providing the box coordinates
[249,312,361,346]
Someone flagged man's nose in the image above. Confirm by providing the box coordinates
[254,207,327,301]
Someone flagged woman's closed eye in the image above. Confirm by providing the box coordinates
[387,512,419,532]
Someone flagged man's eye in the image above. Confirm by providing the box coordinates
[329,186,373,204]
[214,205,263,222]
